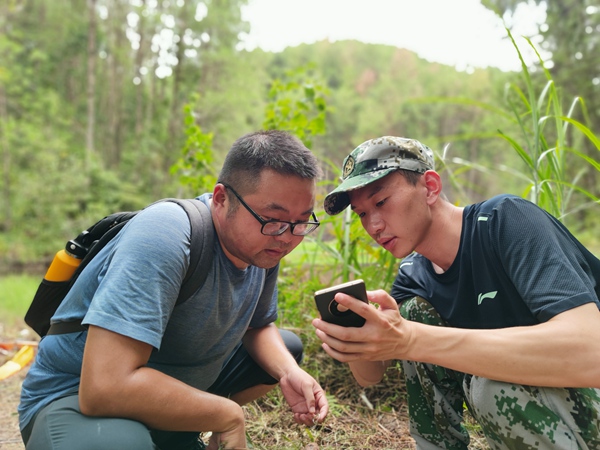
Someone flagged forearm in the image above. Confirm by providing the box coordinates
[242,324,299,380]
[243,324,329,426]
[316,295,600,389]
[80,365,244,432]
[407,303,600,388]
[80,325,244,435]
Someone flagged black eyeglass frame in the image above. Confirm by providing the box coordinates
[220,182,320,236]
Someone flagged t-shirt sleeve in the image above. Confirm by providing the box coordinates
[489,197,599,322]
[391,254,430,303]
[82,202,192,348]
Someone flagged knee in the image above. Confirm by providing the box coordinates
[279,329,304,364]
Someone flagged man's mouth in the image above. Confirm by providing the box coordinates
[264,248,287,258]
[377,236,396,250]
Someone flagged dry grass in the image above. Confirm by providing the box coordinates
[241,329,489,449]
[241,351,417,449]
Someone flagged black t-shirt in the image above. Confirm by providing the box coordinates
[391,195,600,329]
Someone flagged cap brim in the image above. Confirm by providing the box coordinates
[324,168,396,215]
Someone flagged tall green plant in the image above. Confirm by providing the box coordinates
[425,31,599,226]
[498,31,599,221]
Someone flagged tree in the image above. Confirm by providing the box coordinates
[86,0,97,166]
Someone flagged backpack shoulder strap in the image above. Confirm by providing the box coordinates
[163,199,214,305]
[40,199,214,337]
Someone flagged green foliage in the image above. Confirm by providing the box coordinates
[482,0,600,204]
[263,64,329,148]
[496,31,600,221]
[1,0,598,273]
[170,94,217,194]
[410,33,600,231]
[0,275,38,325]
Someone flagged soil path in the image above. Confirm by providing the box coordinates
[0,363,27,450]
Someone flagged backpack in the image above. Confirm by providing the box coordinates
[25,198,214,338]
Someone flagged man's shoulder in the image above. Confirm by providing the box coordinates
[475,194,524,213]
[466,195,544,228]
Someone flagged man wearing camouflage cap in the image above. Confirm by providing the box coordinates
[313,136,600,449]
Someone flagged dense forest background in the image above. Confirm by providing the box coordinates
[1,0,599,272]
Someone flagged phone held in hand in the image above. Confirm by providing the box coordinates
[314,279,368,327]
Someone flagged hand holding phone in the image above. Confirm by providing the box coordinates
[314,279,368,327]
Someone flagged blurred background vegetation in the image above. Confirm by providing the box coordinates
[1,0,599,274]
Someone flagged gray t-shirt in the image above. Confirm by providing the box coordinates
[19,194,278,430]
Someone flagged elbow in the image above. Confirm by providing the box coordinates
[355,377,380,388]
[79,392,102,416]
[79,378,117,416]
[79,388,106,416]
[352,369,385,387]
[349,360,389,387]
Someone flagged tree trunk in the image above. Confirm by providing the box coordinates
[134,0,147,138]
[0,85,10,233]
[86,0,97,168]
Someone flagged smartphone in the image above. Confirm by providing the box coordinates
[314,279,368,327]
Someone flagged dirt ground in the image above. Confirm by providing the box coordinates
[1,369,26,450]
[1,316,38,449]
[1,321,32,450]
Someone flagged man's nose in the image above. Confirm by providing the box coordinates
[365,215,384,235]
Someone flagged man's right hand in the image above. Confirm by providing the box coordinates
[312,289,410,364]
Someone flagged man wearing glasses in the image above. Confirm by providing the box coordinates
[19,130,328,450]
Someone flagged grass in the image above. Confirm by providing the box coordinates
[0,275,39,328]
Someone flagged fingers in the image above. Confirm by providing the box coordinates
[312,289,401,339]
[313,386,329,420]
[320,340,361,363]
[311,318,367,361]
[281,370,329,427]
[296,389,329,426]
[331,289,398,323]
[312,290,404,363]
[367,289,400,310]
[292,402,328,426]
[300,379,316,415]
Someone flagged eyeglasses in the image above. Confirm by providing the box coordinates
[220,183,320,236]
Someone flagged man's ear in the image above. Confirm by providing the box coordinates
[212,183,228,208]
[423,170,443,204]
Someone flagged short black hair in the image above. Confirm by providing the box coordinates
[218,130,321,194]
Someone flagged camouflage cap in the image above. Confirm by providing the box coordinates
[324,136,435,215]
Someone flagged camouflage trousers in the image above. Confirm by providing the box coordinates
[400,297,600,450]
